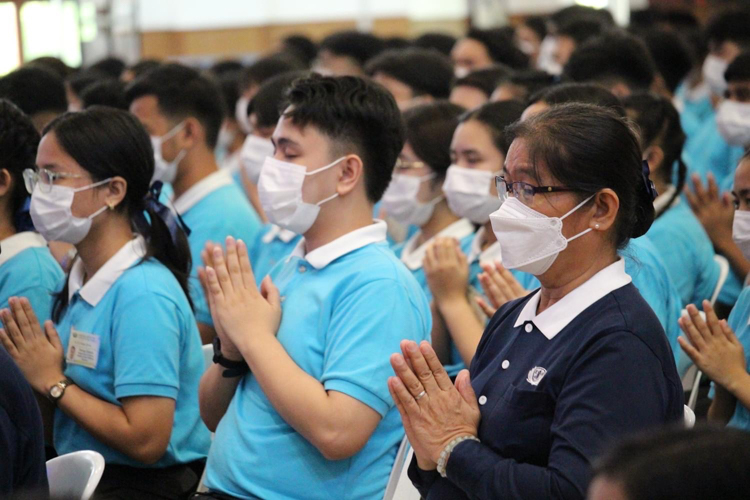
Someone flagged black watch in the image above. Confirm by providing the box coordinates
[212,337,250,378]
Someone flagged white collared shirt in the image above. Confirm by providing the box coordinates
[262,224,299,245]
[0,232,46,267]
[653,185,679,215]
[467,226,502,265]
[172,169,234,215]
[68,236,146,306]
[289,220,387,270]
[513,258,632,340]
[400,219,475,270]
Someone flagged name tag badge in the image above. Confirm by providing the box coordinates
[66,328,100,369]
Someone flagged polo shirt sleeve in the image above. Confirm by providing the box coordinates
[321,278,429,417]
[441,330,677,499]
[111,291,181,401]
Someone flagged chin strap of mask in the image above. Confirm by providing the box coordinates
[134,181,192,244]
[642,160,659,202]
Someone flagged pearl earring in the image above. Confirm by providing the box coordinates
[594,223,600,229]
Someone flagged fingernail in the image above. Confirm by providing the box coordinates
[393,355,404,366]
[407,342,418,353]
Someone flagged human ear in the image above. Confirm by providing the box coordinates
[336,155,364,197]
[590,188,619,233]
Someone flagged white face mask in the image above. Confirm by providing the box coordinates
[30,178,112,245]
[381,173,442,226]
[258,156,344,234]
[235,96,252,134]
[217,124,236,151]
[454,66,470,79]
[490,195,594,276]
[151,122,186,185]
[716,100,750,147]
[241,135,275,184]
[732,210,750,261]
[703,55,729,97]
[536,36,562,76]
[442,165,500,224]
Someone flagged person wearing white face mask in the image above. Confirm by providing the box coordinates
[127,63,262,345]
[684,9,750,190]
[382,102,473,376]
[213,71,247,172]
[679,151,750,433]
[236,70,307,227]
[389,103,683,500]
[195,75,431,500]
[0,100,62,328]
[0,108,210,498]
[425,101,539,372]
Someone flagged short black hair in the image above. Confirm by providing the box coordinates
[89,57,126,80]
[210,60,244,77]
[413,32,457,57]
[522,16,547,41]
[81,79,128,110]
[0,66,67,117]
[283,75,405,203]
[249,70,308,129]
[564,30,656,91]
[557,18,605,45]
[125,60,161,80]
[528,82,626,117]
[282,35,318,67]
[383,37,412,51]
[705,8,750,48]
[217,71,242,119]
[66,69,111,98]
[26,57,75,79]
[453,65,514,98]
[0,99,40,229]
[366,48,454,100]
[464,28,530,70]
[498,70,558,101]
[403,101,465,179]
[125,63,225,149]
[458,100,526,156]
[643,29,694,93]
[725,52,750,84]
[239,55,304,92]
[550,5,614,30]
[593,426,750,500]
[319,31,386,68]
[506,103,653,247]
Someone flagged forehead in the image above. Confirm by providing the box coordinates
[453,38,488,58]
[273,113,331,149]
[504,138,553,183]
[36,132,82,172]
[735,157,750,188]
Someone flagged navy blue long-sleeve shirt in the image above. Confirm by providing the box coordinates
[409,261,684,500]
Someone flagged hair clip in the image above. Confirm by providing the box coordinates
[641,160,659,202]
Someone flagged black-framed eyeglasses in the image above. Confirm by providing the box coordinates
[495,175,580,205]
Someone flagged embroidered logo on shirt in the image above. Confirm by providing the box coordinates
[526,366,547,386]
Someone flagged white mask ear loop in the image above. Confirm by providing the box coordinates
[560,194,596,243]
[304,156,348,176]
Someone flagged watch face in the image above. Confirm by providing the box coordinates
[50,385,63,398]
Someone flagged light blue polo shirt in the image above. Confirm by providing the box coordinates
[0,232,62,323]
[622,237,683,358]
[204,221,432,500]
[249,223,302,285]
[647,196,721,307]
[684,118,745,189]
[53,237,210,467]
[174,170,262,326]
[726,285,750,431]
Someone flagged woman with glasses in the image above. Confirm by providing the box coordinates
[388,104,684,500]
[381,102,476,376]
[424,100,539,370]
[0,100,63,325]
[0,107,210,499]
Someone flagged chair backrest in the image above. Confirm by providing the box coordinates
[202,344,213,374]
[684,404,696,428]
[383,437,421,500]
[47,450,105,500]
[710,255,731,306]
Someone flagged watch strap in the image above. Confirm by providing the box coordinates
[212,337,250,378]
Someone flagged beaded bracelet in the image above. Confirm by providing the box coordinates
[437,435,480,478]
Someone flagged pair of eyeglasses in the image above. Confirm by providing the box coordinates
[495,175,580,205]
[394,159,427,171]
[23,168,84,194]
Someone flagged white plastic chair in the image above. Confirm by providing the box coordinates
[383,437,421,500]
[202,343,213,373]
[684,404,696,428]
[47,450,105,500]
[710,255,731,307]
